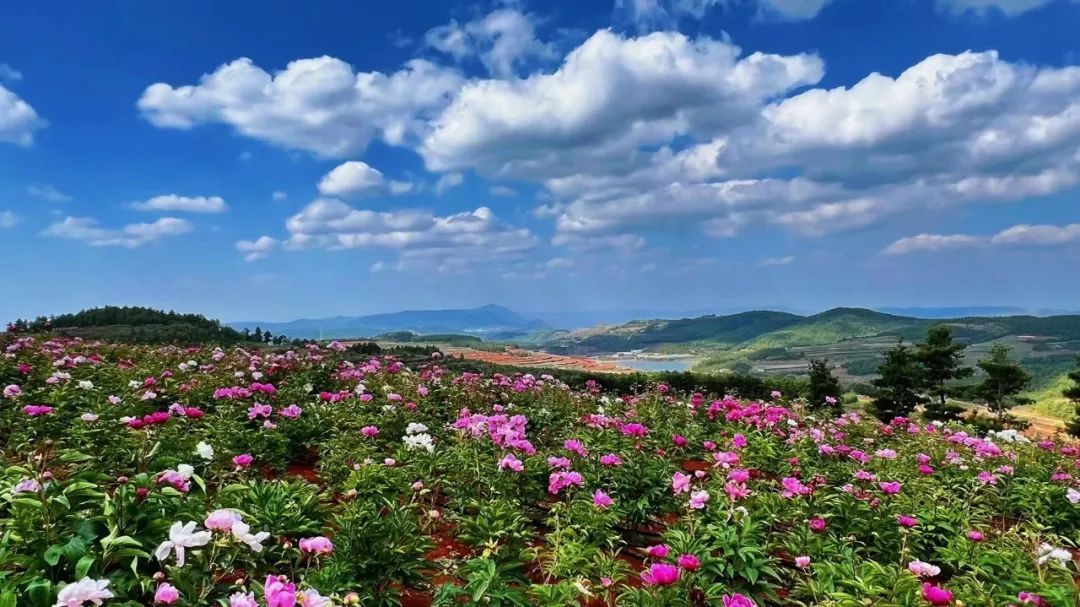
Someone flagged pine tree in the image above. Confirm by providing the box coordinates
[807,358,842,411]
[1064,356,1080,438]
[916,325,972,421]
[976,344,1032,417]
[871,341,926,422]
[253,327,264,343]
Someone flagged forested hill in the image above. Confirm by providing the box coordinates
[7,306,247,345]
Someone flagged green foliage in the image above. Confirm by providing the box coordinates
[871,341,927,421]
[976,344,1033,416]
[916,325,972,421]
[806,358,842,410]
[1064,356,1080,437]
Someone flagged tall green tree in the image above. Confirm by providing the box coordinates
[916,325,972,421]
[976,344,1032,417]
[871,341,926,422]
[806,358,842,411]
[1064,356,1080,438]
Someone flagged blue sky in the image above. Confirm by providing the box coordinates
[2,0,1079,323]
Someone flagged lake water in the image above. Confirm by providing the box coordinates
[608,359,696,372]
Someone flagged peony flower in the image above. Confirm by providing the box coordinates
[966,530,984,542]
[195,441,214,460]
[23,404,53,416]
[360,425,379,437]
[677,554,701,571]
[897,514,918,528]
[795,555,811,569]
[722,593,755,607]
[808,517,827,533]
[154,583,180,604]
[280,404,302,418]
[498,453,524,473]
[641,563,680,586]
[647,544,670,559]
[600,453,623,467]
[1067,488,1080,504]
[672,472,692,494]
[232,520,270,552]
[54,577,114,606]
[688,490,710,509]
[13,478,41,494]
[1036,543,1072,565]
[592,489,613,509]
[878,481,902,495]
[205,509,243,531]
[299,589,332,607]
[921,583,953,606]
[908,560,941,577]
[229,592,258,607]
[154,521,212,566]
[232,454,254,468]
[265,575,297,607]
[298,536,334,555]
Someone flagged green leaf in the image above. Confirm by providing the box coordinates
[75,554,95,578]
[0,590,16,607]
[26,579,52,607]
[43,544,63,566]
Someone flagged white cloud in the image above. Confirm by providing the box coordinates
[0,211,18,228]
[490,185,518,197]
[990,223,1080,246]
[421,29,823,178]
[759,255,795,266]
[425,8,555,78]
[882,234,982,255]
[0,64,21,82]
[435,172,464,194]
[131,194,227,213]
[935,0,1067,16]
[543,257,575,269]
[27,183,72,203]
[282,198,537,273]
[236,235,279,261]
[545,49,1080,244]
[272,191,288,201]
[316,160,415,198]
[0,83,44,146]
[42,216,192,248]
[138,56,465,158]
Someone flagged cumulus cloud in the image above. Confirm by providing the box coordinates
[0,210,18,228]
[758,255,795,266]
[0,83,44,146]
[545,49,1080,244]
[138,56,465,158]
[317,161,412,197]
[425,7,556,77]
[27,183,72,203]
[421,29,823,178]
[42,216,192,248]
[435,172,464,195]
[236,236,279,261]
[935,0,1072,15]
[883,223,1080,254]
[282,198,536,272]
[131,194,227,213]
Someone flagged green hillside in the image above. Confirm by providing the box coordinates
[547,311,802,352]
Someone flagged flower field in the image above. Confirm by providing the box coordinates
[2,337,1079,607]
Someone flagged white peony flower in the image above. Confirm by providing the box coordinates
[195,441,215,460]
[155,521,212,566]
[54,577,113,606]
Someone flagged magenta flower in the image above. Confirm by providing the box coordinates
[732,434,747,448]
[672,434,688,447]
[808,517,827,533]
[564,439,588,457]
[677,553,701,571]
[795,555,811,569]
[22,404,53,416]
[641,563,680,586]
[878,481,902,495]
[232,454,254,468]
[154,583,180,604]
[592,489,613,509]
[688,490,710,509]
[672,472,692,494]
[921,583,953,605]
[205,509,243,531]
[247,403,272,420]
[897,514,918,528]
[599,453,623,467]
[498,453,524,473]
[298,536,333,555]
[279,404,302,419]
[3,384,21,398]
[722,593,755,607]
[265,575,297,607]
[966,530,985,542]
[647,544,670,559]
[360,426,379,437]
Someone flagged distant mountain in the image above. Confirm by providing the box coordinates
[876,306,1030,318]
[230,304,546,339]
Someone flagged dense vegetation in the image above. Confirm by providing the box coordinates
[8,307,248,346]
[2,336,1079,607]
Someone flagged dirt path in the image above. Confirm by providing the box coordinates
[445,347,633,374]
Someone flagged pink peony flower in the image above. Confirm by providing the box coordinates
[205,509,243,531]
[688,490,710,509]
[908,560,941,577]
[641,563,681,586]
[22,404,53,416]
[360,426,380,437]
[795,555,811,569]
[298,536,334,555]
[897,514,919,528]
[672,472,692,494]
[966,530,985,542]
[232,454,254,468]
[498,453,524,473]
[265,575,297,607]
[647,544,671,559]
[878,481,902,495]
[154,583,180,604]
[230,592,259,607]
[808,517,827,533]
[600,453,623,467]
[722,593,755,607]
[921,583,953,605]
[677,554,701,571]
[592,489,613,509]
[55,577,114,606]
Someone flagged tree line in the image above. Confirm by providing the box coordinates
[806,324,1080,436]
